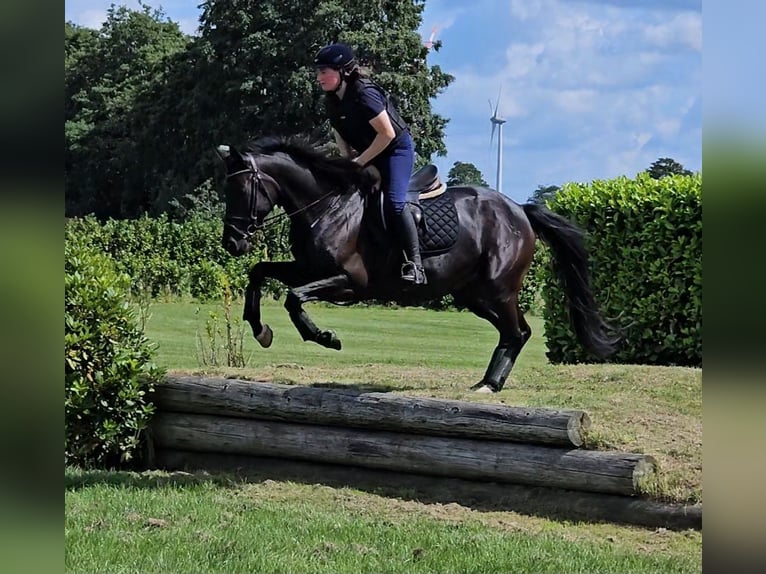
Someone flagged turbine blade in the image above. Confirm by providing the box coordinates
[494,87,502,116]
[490,122,496,149]
[488,98,494,116]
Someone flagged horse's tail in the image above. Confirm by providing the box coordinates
[522,203,619,358]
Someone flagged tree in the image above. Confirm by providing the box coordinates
[65,6,189,217]
[527,184,560,205]
[194,0,453,156]
[446,161,488,187]
[646,157,693,179]
[65,0,455,218]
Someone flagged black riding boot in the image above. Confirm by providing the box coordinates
[393,205,427,285]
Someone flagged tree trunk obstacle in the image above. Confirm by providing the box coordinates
[151,375,655,498]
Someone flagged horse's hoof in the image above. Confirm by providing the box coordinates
[471,380,499,394]
[317,330,342,350]
[255,324,273,348]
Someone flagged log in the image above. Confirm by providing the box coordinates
[155,375,591,447]
[151,412,655,496]
[155,449,701,531]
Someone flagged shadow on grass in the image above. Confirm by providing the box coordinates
[66,452,701,532]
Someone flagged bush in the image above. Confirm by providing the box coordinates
[518,243,545,315]
[189,260,225,301]
[541,172,701,366]
[65,237,165,468]
[64,212,289,301]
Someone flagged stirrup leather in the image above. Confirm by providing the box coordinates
[401,261,427,285]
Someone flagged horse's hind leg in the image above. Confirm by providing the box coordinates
[284,274,354,350]
[468,293,529,393]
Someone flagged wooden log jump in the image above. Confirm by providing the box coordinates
[151,375,656,498]
[153,411,654,496]
[156,375,592,447]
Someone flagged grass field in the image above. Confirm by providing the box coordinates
[65,299,702,573]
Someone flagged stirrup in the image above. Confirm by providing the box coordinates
[401,261,427,285]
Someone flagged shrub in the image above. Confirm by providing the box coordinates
[64,213,259,300]
[65,236,165,468]
[541,172,701,366]
[518,243,545,315]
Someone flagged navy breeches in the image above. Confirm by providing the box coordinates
[372,131,414,214]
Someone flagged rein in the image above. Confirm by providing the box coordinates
[225,160,338,241]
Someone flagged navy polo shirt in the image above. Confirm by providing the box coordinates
[325,81,405,157]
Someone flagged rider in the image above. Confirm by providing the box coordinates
[313,42,426,285]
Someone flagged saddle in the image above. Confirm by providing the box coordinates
[364,164,459,255]
[365,164,447,203]
[406,164,447,201]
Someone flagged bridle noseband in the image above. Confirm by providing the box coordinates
[225,154,339,241]
[224,156,275,241]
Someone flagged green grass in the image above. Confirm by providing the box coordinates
[66,299,702,573]
[66,468,700,574]
[145,299,537,371]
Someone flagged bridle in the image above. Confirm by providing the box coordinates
[224,154,338,241]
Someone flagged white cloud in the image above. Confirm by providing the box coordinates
[552,89,598,114]
[509,0,544,21]
[633,132,653,149]
[434,12,458,32]
[504,43,545,79]
[655,119,681,139]
[644,12,702,52]
[76,8,108,29]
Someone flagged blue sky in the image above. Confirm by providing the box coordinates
[65,0,702,204]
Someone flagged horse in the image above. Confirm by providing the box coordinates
[217,136,619,393]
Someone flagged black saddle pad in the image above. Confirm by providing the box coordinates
[417,193,459,255]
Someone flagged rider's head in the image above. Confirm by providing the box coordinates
[314,43,358,93]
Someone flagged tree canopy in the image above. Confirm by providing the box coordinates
[65,0,454,219]
[527,184,560,205]
[445,161,488,187]
[645,157,693,180]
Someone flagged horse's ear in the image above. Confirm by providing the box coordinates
[215,145,231,161]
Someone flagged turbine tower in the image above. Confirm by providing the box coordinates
[489,88,507,194]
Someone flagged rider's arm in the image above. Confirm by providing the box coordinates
[353,110,395,167]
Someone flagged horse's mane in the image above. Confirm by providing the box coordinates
[243,136,373,195]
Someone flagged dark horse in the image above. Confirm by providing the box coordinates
[218,136,618,393]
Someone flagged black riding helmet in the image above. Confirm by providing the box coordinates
[313,43,357,74]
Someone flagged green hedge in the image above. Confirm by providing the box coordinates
[518,243,545,315]
[65,213,292,300]
[65,236,165,467]
[541,173,701,366]
[65,211,545,312]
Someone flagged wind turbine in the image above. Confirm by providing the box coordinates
[424,25,439,50]
[489,87,507,194]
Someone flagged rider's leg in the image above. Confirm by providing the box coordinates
[378,133,426,285]
[392,204,426,284]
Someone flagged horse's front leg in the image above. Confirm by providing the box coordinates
[284,274,355,350]
[244,261,309,347]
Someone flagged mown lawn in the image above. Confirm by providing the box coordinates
[66,467,700,574]
[65,299,702,573]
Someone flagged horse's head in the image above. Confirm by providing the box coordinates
[216,145,279,256]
